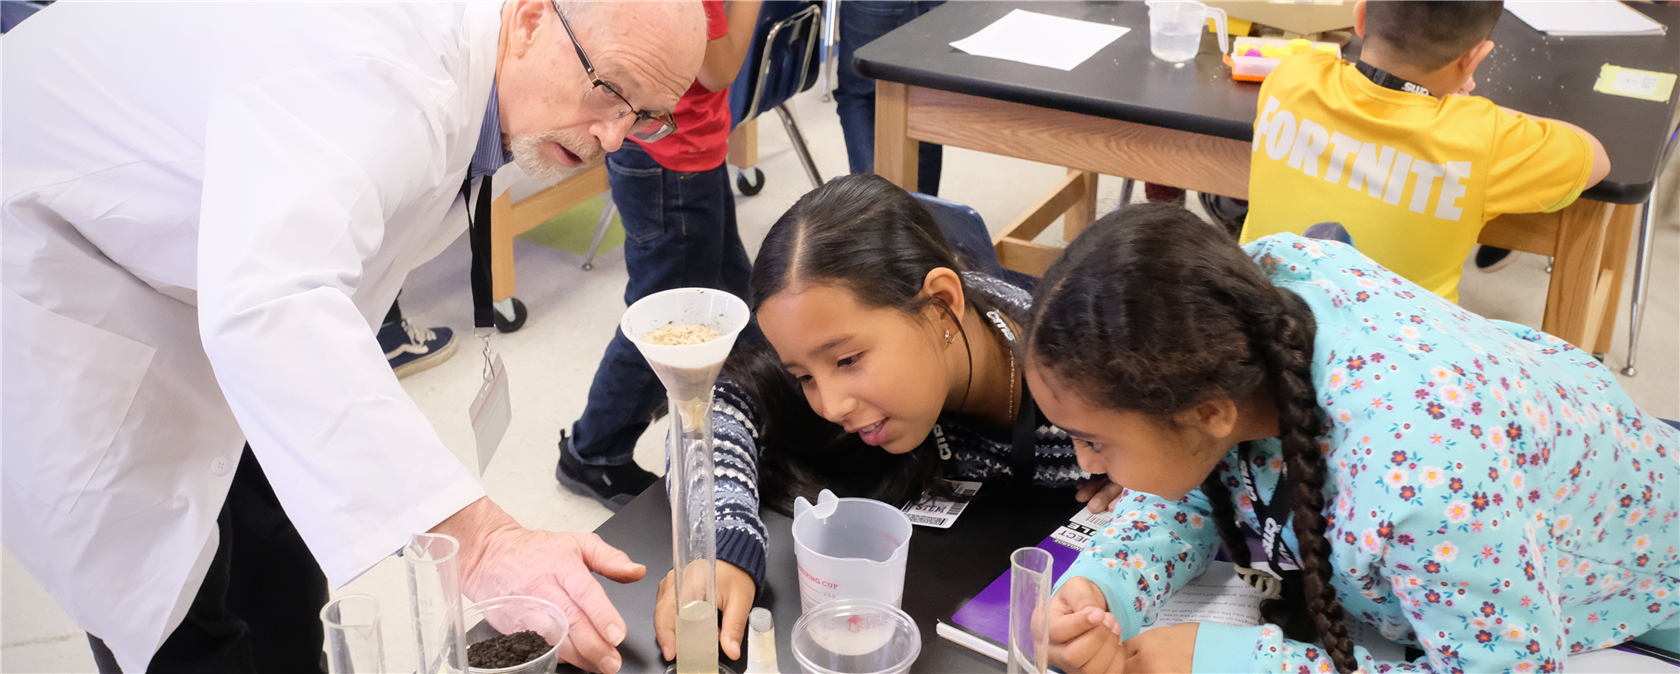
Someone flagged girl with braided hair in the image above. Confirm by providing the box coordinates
[1026,204,1678,674]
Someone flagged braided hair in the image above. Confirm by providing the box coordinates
[1024,203,1357,674]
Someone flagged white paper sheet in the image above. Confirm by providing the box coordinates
[1568,647,1680,673]
[1507,1,1666,36]
[1138,562,1405,662]
[1142,562,1263,629]
[949,9,1131,71]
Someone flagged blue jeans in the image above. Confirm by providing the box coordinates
[836,0,944,196]
[568,142,754,466]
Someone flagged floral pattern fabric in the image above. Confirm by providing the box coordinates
[1063,234,1678,673]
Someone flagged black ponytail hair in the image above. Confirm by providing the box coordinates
[726,174,1027,516]
[1024,203,1357,674]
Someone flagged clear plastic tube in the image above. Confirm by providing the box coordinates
[1007,547,1053,674]
[404,532,466,674]
[669,388,721,674]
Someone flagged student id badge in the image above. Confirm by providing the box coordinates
[902,479,982,528]
[469,351,510,475]
[1049,506,1114,550]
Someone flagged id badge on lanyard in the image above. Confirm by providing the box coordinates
[1239,443,1298,569]
[463,174,511,474]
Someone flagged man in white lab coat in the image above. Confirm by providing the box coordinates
[1,2,704,672]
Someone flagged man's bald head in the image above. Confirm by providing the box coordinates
[497,0,706,184]
[560,1,706,113]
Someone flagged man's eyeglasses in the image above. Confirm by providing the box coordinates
[551,2,678,143]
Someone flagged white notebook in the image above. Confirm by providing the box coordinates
[1508,1,1666,37]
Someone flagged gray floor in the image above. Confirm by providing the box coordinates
[4,86,1675,672]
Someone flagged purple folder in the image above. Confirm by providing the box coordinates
[948,532,1085,645]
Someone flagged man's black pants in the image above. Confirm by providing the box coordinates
[88,446,329,673]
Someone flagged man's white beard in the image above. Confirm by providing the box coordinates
[510,130,601,185]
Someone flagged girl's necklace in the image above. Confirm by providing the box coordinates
[1005,340,1017,420]
[983,309,1019,422]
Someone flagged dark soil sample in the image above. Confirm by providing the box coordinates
[468,630,552,669]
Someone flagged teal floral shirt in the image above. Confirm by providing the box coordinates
[1063,234,1679,674]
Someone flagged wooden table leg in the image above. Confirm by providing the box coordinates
[994,170,1096,275]
[1541,199,1614,349]
[1063,169,1099,242]
[488,163,611,302]
[728,118,758,169]
[491,190,519,302]
[1591,202,1639,355]
[875,81,918,191]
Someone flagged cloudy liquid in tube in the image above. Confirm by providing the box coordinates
[676,600,719,674]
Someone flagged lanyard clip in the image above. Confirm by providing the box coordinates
[477,330,495,380]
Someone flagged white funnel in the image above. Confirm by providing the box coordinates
[622,288,751,401]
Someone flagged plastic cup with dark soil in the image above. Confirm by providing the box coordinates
[463,596,569,673]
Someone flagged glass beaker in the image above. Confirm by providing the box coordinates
[1007,547,1054,674]
[622,287,752,674]
[790,598,921,674]
[404,532,467,674]
[1146,0,1228,63]
[322,594,386,674]
[462,595,568,674]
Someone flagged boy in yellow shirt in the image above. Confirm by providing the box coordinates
[1239,0,1610,302]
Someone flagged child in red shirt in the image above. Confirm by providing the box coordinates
[558,1,762,508]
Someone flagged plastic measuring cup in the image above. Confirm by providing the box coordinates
[1145,0,1228,63]
[322,594,386,674]
[791,598,921,674]
[462,595,569,674]
[792,489,913,612]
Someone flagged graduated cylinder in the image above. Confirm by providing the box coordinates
[621,288,751,674]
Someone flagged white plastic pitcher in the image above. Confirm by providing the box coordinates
[1145,0,1228,63]
[791,490,912,612]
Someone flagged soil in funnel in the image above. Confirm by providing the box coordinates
[641,324,726,429]
[468,630,551,669]
[644,324,720,346]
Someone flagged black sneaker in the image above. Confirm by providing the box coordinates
[555,431,659,510]
[1198,192,1249,240]
[1475,245,1516,273]
[1302,221,1353,246]
[378,319,455,378]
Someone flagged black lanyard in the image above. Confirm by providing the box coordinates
[1238,442,1298,568]
[1355,61,1432,97]
[982,309,1040,488]
[1011,380,1039,488]
[461,174,495,331]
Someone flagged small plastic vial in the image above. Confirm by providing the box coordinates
[743,607,779,674]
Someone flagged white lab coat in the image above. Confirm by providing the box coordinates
[2,3,503,669]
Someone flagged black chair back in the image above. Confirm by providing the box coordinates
[729,1,823,128]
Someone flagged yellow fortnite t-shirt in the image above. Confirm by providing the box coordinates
[1239,52,1594,302]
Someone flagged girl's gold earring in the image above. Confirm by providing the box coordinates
[944,330,954,344]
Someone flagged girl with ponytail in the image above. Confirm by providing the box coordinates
[651,174,1108,661]
[1027,204,1678,673]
